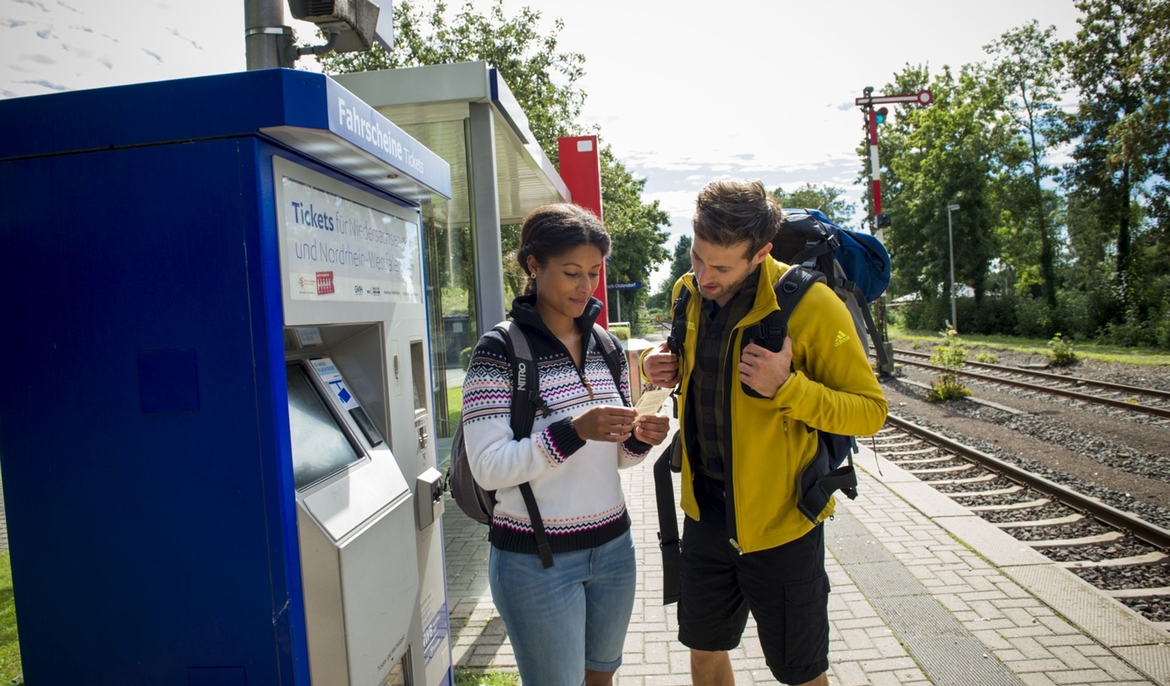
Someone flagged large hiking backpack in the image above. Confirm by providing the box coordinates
[772,209,892,371]
[653,265,861,604]
[447,319,626,569]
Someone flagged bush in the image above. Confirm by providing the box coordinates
[898,298,947,332]
[974,351,999,364]
[1013,295,1052,339]
[460,346,473,371]
[610,326,630,342]
[1046,333,1078,367]
[928,328,971,402]
[965,295,1017,335]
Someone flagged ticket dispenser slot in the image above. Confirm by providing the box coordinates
[286,345,419,686]
[410,340,443,530]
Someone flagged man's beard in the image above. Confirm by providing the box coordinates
[697,269,753,303]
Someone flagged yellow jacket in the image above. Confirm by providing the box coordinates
[642,257,888,553]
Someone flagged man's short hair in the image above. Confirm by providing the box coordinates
[693,180,784,259]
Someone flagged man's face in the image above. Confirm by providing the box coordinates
[690,236,771,306]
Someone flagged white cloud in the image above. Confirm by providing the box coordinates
[0,0,1085,239]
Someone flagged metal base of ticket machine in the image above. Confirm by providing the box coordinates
[0,70,454,686]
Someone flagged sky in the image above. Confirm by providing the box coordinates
[1,0,1086,290]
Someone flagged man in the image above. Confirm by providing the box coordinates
[641,180,887,686]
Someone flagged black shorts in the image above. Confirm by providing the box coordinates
[677,477,830,685]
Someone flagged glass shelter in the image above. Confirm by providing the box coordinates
[334,62,571,458]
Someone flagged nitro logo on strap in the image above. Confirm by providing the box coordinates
[517,360,528,392]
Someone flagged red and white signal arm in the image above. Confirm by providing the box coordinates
[855,90,934,107]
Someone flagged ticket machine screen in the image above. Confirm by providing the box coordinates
[286,364,362,489]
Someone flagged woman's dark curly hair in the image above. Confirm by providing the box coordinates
[517,203,611,295]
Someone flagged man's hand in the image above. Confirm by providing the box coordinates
[642,340,681,388]
[738,338,793,398]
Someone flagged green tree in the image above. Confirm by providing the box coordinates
[1060,0,1144,301]
[871,64,1013,331]
[320,0,586,161]
[320,1,671,328]
[985,21,1066,310]
[771,183,858,228]
[601,147,670,334]
[648,234,692,310]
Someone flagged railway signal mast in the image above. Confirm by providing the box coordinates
[855,86,933,374]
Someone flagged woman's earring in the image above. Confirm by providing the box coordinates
[528,272,536,280]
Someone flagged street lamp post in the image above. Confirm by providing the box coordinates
[946,203,960,331]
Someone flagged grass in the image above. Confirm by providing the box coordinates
[0,553,21,682]
[889,327,1170,366]
[447,384,463,430]
[454,669,520,686]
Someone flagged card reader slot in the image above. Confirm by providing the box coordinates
[349,406,384,448]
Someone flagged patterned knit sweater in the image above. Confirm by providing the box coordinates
[461,295,652,556]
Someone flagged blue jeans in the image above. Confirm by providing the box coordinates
[489,529,637,686]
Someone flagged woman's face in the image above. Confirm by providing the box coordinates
[529,243,604,323]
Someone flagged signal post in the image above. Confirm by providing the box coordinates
[855,87,933,375]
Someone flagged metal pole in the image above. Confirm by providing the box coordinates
[245,0,294,69]
[947,204,959,331]
[864,103,895,374]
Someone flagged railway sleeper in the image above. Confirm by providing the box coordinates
[1058,551,1168,568]
[926,473,998,486]
[1106,586,1170,599]
[1026,530,1123,548]
[947,485,1023,498]
[996,513,1085,529]
[967,498,1051,511]
[881,447,939,458]
[908,463,976,475]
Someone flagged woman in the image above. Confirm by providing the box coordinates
[461,203,671,686]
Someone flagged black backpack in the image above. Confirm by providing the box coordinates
[773,209,892,372]
[653,266,860,603]
[447,320,626,569]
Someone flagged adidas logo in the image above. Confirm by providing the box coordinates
[834,331,850,347]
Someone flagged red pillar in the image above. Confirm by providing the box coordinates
[557,135,609,328]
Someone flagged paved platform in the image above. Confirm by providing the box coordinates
[442,426,1170,685]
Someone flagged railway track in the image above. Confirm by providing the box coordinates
[873,414,1170,631]
[891,348,1170,421]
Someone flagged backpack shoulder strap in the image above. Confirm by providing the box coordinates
[496,321,548,438]
[741,266,825,347]
[774,265,826,328]
[591,323,629,407]
[495,320,554,569]
[667,286,692,355]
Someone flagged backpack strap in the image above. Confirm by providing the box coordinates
[653,446,682,604]
[591,323,629,407]
[738,266,825,398]
[742,266,824,347]
[791,231,840,269]
[847,283,892,371]
[496,321,554,569]
[667,287,692,356]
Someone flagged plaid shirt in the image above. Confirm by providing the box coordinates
[689,267,761,481]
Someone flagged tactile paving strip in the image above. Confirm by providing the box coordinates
[828,511,1027,686]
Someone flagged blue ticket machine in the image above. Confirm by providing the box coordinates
[0,70,454,686]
